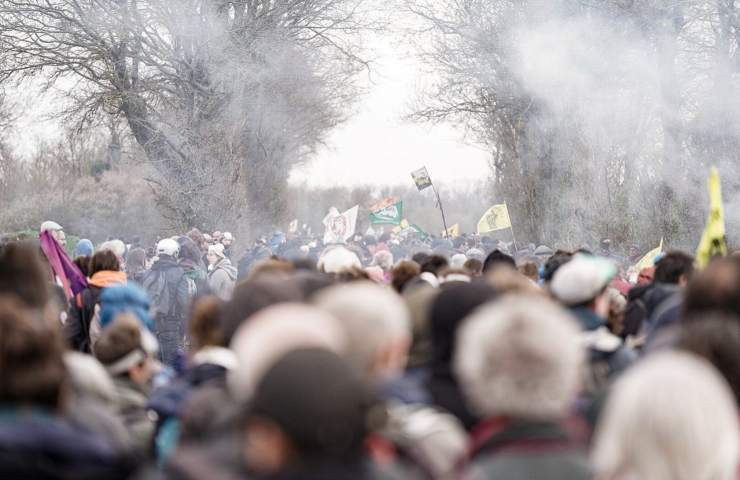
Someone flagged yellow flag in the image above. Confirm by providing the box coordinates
[442,224,460,238]
[634,238,663,272]
[696,167,727,268]
[477,204,512,234]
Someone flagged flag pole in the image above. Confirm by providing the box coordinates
[432,182,450,238]
[504,202,519,254]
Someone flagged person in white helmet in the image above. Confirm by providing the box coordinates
[141,238,195,365]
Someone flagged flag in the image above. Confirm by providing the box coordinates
[411,167,433,191]
[634,239,663,272]
[441,224,460,238]
[477,204,512,234]
[323,206,359,244]
[696,167,727,268]
[39,230,88,300]
[370,200,403,225]
[410,223,429,240]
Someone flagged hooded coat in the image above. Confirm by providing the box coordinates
[207,258,237,301]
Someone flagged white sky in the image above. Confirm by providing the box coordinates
[290,33,491,187]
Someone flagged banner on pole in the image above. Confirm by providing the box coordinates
[696,167,727,268]
[634,239,663,272]
[323,206,359,244]
[477,204,512,234]
[369,199,403,225]
[411,167,433,191]
[441,224,460,238]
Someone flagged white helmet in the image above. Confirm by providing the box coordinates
[156,238,180,257]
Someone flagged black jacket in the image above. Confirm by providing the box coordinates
[465,419,591,480]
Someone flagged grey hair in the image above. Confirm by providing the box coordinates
[592,351,739,480]
[454,294,583,420]
[314,281,410,379]
[228,303,346,402]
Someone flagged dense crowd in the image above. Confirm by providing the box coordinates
[1,220,739,480]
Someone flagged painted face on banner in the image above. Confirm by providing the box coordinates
[330,216,348,237]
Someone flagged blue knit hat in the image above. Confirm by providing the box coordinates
[99,283,153,332]
[74,239,94,258]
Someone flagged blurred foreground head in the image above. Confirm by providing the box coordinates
[455,295,582,421]
[0,296,65,410]
[314,281,411,383]
[228,304,345,402]
[593,351,738,480]
[244,349,377,475]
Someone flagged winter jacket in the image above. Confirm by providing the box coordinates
[0,408,135,480]
[65,270,127,353]
[142,256,193,365]
[570,306,636,393]
[377,403,467,480]
[179,259,208,296]
[111,376,156,458]
[207,258,237,301]
[463,419,591,480]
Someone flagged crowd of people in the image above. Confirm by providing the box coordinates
[1,219,739,480]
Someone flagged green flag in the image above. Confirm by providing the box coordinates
[369,201,403,225]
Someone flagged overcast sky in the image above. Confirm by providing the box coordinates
[290,32,491,188]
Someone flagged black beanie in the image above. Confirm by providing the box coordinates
[249,349,377,461]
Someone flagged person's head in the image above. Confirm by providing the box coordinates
[88,249,121,275]
[314,282,410,383]
[654,250,695,286]
[0,296,66,410]
[156,238,180,259]
[482,249,516,273]
[177,237,203,266]
[518,261,539,283]
[0,241,51,310]
[463,258,483,276]
[63,351,116,405]
[98,239,126,265]
[94,314,154,386]
[126,247,147,273]
[74,239,94,259]
[412,252,430,265]
[244,349,376,474]
[208,243,227,266]
[99,283,153,332]
[677,313,740,405]
[73,256,91,278]
[542,250,573,284]
[221,276,304,344]
[450,253,467,269]
[228,304,345,402]
[549,254,617,319]
[430,281,497,367]
[186,228,206,252]
[599,238,612,253]
[637,266,655,285]
[391,260,420,293]
[592,351,739,480]
[222,232,234,247]
[189,295,225,351]
[683,257,740,318]
[317,247,362,275]
[606,287,627,337]
[372,250,394,271]
[420,254,449,276]
[455,295,582,421]
[40,221,66,247]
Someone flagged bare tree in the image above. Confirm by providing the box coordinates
[0,0,372,237]
[406,0,740,248]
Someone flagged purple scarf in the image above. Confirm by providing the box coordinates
[39,231,88,300]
